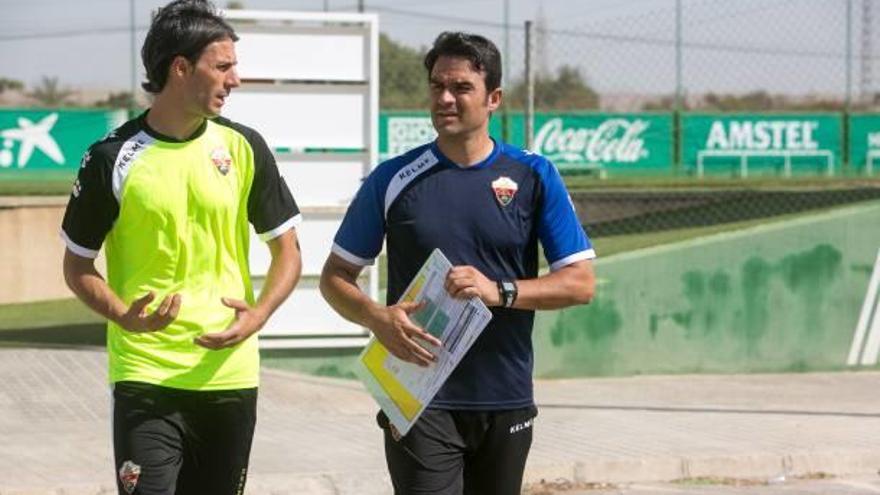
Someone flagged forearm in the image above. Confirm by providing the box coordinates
[63,253,127,324]
[319,267,385,329]
[254,231,302,323]
[510,261,595,311]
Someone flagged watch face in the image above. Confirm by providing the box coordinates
[500,280,517,307]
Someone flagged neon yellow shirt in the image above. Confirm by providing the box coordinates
[62,113,300,390]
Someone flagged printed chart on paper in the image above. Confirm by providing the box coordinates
[357,248,493,436]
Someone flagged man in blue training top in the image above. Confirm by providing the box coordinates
[320,31,596,495]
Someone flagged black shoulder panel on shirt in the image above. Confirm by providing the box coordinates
[60,116,144,254]
[212,116,301,237]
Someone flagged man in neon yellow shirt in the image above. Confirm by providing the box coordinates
[60,1,302,493]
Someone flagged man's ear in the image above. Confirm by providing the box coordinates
[169,55,192,81]
[487,87,502,112]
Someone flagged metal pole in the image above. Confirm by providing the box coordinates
[846,0,852,110]
[503,0,510,87]
[525,21,535,151]
[674,0,683,174]
[675,0,682,111]
[845,0,853,174]
[358,0,364,12]
[130,0,137,114]
[502,0,510,142]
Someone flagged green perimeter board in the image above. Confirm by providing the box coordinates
[533,201,880,377]
[682,113,842,175]
[379,111,672,175]
[379,111,509,162]
[531,113,672,174]
[848,114,880,173]
[0,109,126,178]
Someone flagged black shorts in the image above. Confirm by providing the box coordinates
[112,381,257,495]
[378,406,538,495]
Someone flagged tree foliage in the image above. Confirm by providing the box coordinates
[28,76,74,107]
[0,78,24,94]
[93,91,138,109]
[380,34,601,112]
[380,33,429,110]
[701,91,846,111]
[642,90,855,111]
[506,65,599,111]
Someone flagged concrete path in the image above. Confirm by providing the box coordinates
[0,347,878,494]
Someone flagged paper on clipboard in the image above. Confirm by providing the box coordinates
[355,248,493,436]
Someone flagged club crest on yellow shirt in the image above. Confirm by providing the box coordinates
[491,176,518,206]
[210,147,232,175]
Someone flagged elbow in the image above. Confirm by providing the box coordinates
[571,282,595,306]
[318,259,338,303]
[569,261,596,304]
[318,269,331,302]
[567,264,596,305]
[61,252,79,294]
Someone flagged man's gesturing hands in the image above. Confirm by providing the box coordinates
[195,297,267,350]
[118,291,182,332]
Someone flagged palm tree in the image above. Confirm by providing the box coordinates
[28,76,74,107]
[0,78,24,94]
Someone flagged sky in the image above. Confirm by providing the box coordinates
[0,0,871,98]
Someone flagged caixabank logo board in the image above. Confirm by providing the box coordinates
[0,109,126,174]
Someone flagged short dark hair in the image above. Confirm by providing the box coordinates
[423,32,502,92]
[141,0,238,94]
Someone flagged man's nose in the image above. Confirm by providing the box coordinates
[437,88,454,105]
[227,68,241,88]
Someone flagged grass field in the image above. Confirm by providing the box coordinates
[0,297,100,331]
[2,175,879,197]
[566,175,880,191]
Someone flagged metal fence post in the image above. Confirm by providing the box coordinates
[674,0,683,175]
[130,0,137,116]
[844,0,853,175]
[525,20,535,151]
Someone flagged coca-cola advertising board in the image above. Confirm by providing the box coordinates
[379,112,672,174]
[532,113,672,172]
[682,114,841,175]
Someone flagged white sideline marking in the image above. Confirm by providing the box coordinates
[848,248,880,365]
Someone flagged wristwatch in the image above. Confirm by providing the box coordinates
[497,280,518,308]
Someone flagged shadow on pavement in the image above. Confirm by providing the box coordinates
[538,403,880,418]
[0,323,105,348]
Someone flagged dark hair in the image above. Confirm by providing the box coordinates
[141,0,238,94]
[423,32,502,92]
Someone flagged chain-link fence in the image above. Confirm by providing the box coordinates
[2,0,880,246]
[528,0,860,112]
[373,0,880,247]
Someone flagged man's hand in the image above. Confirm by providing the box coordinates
[444,266,501,306]
[368,302,442,367]
[118,292,182,332]
[194,297,267,350]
